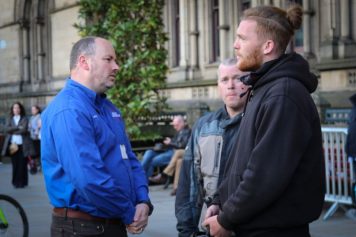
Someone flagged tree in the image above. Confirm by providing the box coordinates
[75,0,169,139]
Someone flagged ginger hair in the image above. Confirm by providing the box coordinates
[242,4,303,55]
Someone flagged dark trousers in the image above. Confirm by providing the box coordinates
[11,146,28,188]
[51,215,128,237]
[32,139,41,158]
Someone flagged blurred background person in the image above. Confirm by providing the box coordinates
[1,102,35,188]
[141,115,190,180]
[28,104,42,173]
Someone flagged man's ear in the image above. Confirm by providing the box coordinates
[78,55,90,70]
[263,40,274,55]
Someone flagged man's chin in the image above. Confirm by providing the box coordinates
[225,99,239,105]
[106,81,115,88]
[237,61,248,71]
[106,84,114,90]
[238,61,260,72]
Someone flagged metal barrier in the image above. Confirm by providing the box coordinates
[322,127,354,220]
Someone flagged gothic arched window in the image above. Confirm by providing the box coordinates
[17,0,49,90]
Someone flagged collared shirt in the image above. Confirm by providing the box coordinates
[41,78,149,224]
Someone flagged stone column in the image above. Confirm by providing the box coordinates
[188,0,200,80]
[189,0,198,69]
[36,17,44,82]
[302,0,312,58]
[218,0,229,60]
[20,19,31,84]
[163,1,172,67]
[338,0,356,58]
[178,0,188,67]
[319,0,338,60]
[340,0,349,40]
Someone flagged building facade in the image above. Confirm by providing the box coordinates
[0,0,355,126]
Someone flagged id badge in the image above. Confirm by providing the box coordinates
[120,144,128,159]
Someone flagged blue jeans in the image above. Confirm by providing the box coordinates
[141,149,174,178]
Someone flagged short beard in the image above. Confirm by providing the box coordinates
[237,48,263,71]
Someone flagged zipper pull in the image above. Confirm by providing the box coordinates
[249,90,254,101]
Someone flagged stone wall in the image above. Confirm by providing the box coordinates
[0,0,80,119]
[0,0,355,126]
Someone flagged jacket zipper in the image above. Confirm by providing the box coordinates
[214,141,221,168]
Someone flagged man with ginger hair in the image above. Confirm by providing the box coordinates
[203,5,325,237]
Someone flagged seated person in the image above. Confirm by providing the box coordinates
[150,149,185,195]
[141,115,191,180]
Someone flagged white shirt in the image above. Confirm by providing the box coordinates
[11,115,23,145]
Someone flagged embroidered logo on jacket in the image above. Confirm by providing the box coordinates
[111,112,121,118]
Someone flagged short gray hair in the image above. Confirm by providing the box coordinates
[69,37,97,70]
[217,58,238,78]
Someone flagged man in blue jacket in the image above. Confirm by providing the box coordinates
[41,37,153,237]
[175,58,248,237]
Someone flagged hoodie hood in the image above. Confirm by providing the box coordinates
[241,53,318,93]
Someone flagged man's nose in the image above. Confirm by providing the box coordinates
[227,79,236,88]
[113,62,120,72]
[233,38,240,49]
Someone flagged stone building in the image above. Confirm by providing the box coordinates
[0,0,355,127]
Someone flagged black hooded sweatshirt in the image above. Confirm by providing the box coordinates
[216,53,325,236]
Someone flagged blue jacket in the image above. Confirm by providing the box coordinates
[41,78,150,225]
[175,107,242,237]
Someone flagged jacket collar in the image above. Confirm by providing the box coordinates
[220,106,243,129]
[66,78,107,106]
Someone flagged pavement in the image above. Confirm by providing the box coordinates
[1,159,356,237]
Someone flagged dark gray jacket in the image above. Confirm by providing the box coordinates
[175,107,243,237]
[1,116,35,157]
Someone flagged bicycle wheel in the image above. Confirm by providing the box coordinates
[0,194,29,237]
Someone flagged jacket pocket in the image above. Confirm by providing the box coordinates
[198,135,223,196]
[198,135,223,176]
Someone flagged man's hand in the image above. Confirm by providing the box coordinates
[203,215,231,237]
[204,204,220,220]
[126,203,149,234]
[163,137,171,145]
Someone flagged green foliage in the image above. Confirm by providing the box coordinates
[75,0,169,139]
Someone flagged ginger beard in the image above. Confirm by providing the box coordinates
[237,47,264,72]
